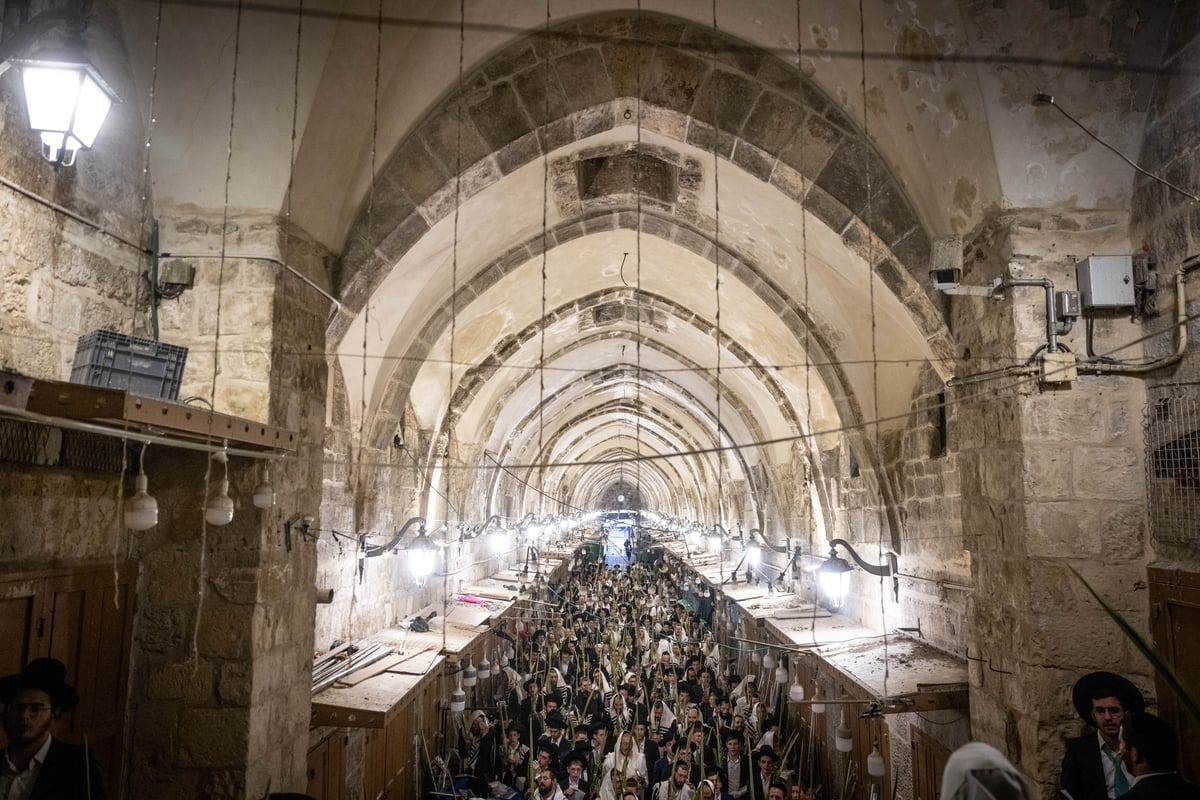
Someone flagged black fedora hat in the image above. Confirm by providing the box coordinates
[0,658,79,711]
[1071,672,1144,724]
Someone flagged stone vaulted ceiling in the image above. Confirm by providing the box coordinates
[117,0,1165,519]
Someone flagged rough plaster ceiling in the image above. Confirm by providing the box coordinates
[123,0,1147,246]
[113,0,1168,515]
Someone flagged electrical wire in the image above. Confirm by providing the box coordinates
[124,2,1200,82]
[1037,95,1199,203]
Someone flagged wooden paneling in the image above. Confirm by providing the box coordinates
[0,564,135,797]
[307,731,347,800]
[911,726,950,800]
[1148,566,1200,782]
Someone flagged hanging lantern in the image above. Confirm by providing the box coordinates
[406,523,439,586]
[817,552,853,608]
[774,660,788,685]
[14,52,120,167]
[762,650,776,670]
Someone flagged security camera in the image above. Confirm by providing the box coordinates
[930,267,962,290]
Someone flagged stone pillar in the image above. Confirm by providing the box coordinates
[955,211,1149,796]
[127,223,329,799]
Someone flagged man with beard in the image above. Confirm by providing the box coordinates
[0,658,105,799]
[652,760,695,800]
[529,765,566,800]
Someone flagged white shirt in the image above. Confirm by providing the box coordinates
[0,735,52,800]
[1097,732,1132,799]
[653,779,694,800]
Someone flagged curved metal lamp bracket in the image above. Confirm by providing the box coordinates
[828,538,899,601]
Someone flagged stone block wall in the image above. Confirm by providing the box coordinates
[1129,3,1200,567]
[954,210,1151,796]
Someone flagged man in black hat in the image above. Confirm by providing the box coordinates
[540,711,572,762]
[750,745,778,800]
[0,658,106,799]
[1060,671,1144,800]
[559,750,589,800]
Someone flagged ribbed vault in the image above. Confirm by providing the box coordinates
[327,10,953,528]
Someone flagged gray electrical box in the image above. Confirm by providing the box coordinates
[1076,255,1134,310]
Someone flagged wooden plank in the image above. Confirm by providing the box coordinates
[387,649,441,675]
[336,653,405,687]
[25,379,296,452]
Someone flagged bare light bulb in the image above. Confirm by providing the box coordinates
[774,662,788,684]
[451,676,465,714]
[125,472,159,531]
[462,657,478,688]
[762,650,776,670]
[205,479,234,526]
[810,686,825,715]
[835,712,854,753]
[478,652,491,680]
[788,676,806,702]
[252,465,275,510]
[867,742,886,777]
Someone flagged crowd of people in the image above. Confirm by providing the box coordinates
[455,555,813,800]
[449,543,1199,800]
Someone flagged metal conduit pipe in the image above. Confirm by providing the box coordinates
[1080,256,1200,375]
[0,404,280,460]
[160,252,342,313]
[998,277,1059,353]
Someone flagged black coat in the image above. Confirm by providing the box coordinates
[1060,734,1116,800]
[1,739,106,800]
[1122,773,1200,800]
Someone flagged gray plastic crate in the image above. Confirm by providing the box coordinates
[70,330,188,400]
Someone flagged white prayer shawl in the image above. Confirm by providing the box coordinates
[939,742,1033,800]
[602,737,648,785]
[651,702,678,739]
[503,666,527,703]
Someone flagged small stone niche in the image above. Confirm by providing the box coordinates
[575,151,678,205]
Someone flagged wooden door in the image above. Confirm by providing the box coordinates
[911,726,951,800]
[0,564,136,796]
[307,731,347,799]
[1148,566,1200,782]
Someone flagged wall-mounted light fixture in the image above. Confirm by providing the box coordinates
[816,538,898,608]
[403,517,438,586]
[0,11,120,167]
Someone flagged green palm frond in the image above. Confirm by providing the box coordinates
[1070,565,1200,726]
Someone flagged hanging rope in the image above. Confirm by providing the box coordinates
[443,0,467,658]
[634,0,643,523]
[192,0,246,670]
[857,0,890,704]
[536,0,552,518]
[711,0,725,582]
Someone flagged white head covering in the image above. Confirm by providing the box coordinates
[939,742,1033,800]
[651,699,677,735]
[502,666,526,702]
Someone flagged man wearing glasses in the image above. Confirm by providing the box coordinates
[0,658,105,799]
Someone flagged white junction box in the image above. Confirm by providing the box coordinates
[1076,255,1134,310]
